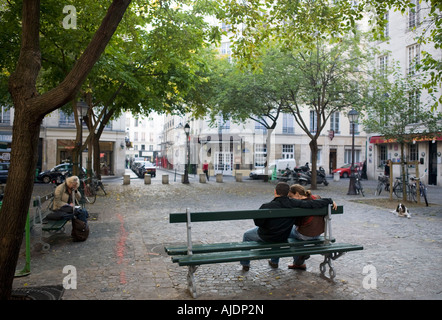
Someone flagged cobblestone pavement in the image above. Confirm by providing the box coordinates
[11,169,442,300]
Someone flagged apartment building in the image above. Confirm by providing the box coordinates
[159,20,367,178]
[32,109,126,176]
[160,110,366,178]
[124,111,163,166]
[367,1,442,185]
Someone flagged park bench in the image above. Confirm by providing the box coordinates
[30,192,69,251]
[164,205,363,298]
[13,192,68,276]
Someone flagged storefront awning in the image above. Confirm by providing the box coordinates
[370,135,442,144]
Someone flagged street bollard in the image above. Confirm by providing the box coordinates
[144,174,151,185]
[216,174,223,183]
[123,174,130,185]
[235,173,243,182]
[199,173,206,183]
[162,174,169,184]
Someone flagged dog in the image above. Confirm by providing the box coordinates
[391,203,411,218]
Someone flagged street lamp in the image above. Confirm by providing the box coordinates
[76,100,88,175]
[183,123,190,184]
[347,109,359,195]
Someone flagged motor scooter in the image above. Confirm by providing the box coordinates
[297,166,329,186]
[293,163,310,184]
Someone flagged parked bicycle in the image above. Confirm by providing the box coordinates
[409,169,429,206]
[392,176,406,200]
[375,175,390,196]
[392,170,428,206]
[78,177,96,204]
[91,177,106,196]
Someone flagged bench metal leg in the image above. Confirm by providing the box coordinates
[187,266,198,298]
[320,252,345,279]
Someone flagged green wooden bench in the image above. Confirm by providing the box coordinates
[31,192,69,251]
[164,205,363,298]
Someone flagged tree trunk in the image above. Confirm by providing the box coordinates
[400,142,407,202]
[0,110,41,299]
[309,139,318,190]
[0,0,131,299]
[264,128,273,179]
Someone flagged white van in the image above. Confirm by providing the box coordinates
[249,159,297,179]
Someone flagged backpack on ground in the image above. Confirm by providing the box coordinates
[71,216,89,242]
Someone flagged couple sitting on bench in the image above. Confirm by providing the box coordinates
[241,182,337,271]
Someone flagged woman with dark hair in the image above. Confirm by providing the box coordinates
[268,184,328,270]
[287,184,325,270]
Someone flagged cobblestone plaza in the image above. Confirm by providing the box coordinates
[12,169,442,300]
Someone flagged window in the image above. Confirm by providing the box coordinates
[379,55,388,76]
[408,143,418,162]
[282,113,295,134]
[383,12,389,38]
[408,90,420,123]
[0,107,11,124]
[345,149,361,164]
[282,145,294,159]
[218,114,230,130]
[408,0,420,30]
[310,111,317,133]
[349,121,359,135]
[378,145,387,166]
[407,44,420,75]
[255,121,267,134]
[255,144,267,168]
[311,149,322,165]
[59,111,75,126]
[330,112,340,133]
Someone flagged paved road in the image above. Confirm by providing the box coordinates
[11,169,442,301]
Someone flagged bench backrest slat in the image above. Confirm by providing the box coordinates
[170,205,343,223]
[32,192,54,207]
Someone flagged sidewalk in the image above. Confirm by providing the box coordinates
[11,174,442,300]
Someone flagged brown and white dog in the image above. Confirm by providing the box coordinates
[392,203,411,218]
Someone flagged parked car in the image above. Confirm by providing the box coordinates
[138,161,156,177]
[332,162,363,178]
[0,162,10,183]
[37,163,86,183]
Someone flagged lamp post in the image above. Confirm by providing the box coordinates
[347,109,359,195]
[76,100,88,175]
[183,123,190,184]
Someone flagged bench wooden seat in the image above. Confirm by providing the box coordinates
[165,236,335,256]
[42,219,69,232]
[165,205,363,298]
[174,242,363,266]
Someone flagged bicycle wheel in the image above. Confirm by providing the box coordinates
[421,186,429,206]
[409,185,417,203]
[376,181,383,196]
[394,182,403,199]
[98,181,106,195]
[84,184,97,204]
